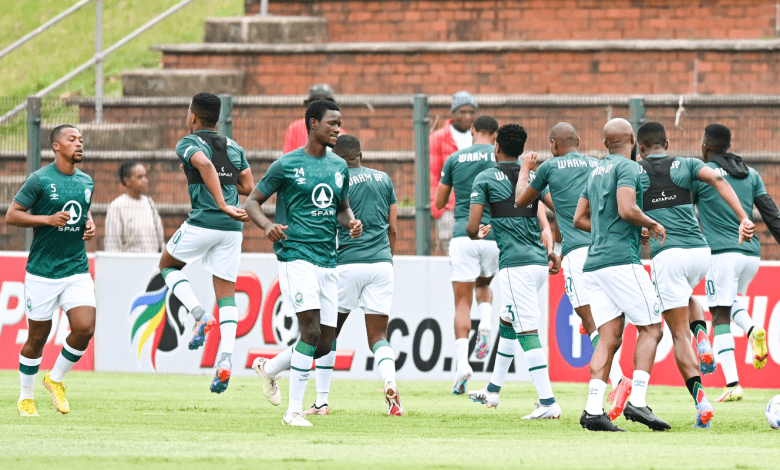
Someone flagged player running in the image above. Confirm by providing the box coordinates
[307,134,402,417]
[247,100,362,427]
[514,122,631,418]
[158,93,254,393]
[636,122,755,428]
[691,123,780,402]
[433,115,499,395]
[7,125,96,417]
[465,124,562,419]
[574,118,669,432]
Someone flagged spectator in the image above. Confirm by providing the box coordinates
[283,84,345,154]
[104,161,164,253]
[429,91,478,244]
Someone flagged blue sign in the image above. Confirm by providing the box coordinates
[555,293,593,368]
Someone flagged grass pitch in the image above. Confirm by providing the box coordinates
[1,371,777,470]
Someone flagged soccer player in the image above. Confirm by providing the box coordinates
[465,124,562,419]
[158,93,254,393]
[514,122,631,416]
[433,115,499,394]
[7,125,96,417]
[307,134,402,417]
[636,121,755,428]
[246,100,362,427]
[573,118,669,432]
[691,123,780,402]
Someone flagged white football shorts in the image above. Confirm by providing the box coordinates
[448,236,499,282]
[651,247,711,311]
[24,272,96,321]
[337,262,394,315]
[498,265,548,334]
[279,260,338,327]
[704,252,760,307]
[562,246,590,308]
[166,221,242,282]
[584,264,662,328]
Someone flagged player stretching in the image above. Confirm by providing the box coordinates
[307,135,402,416]
[636,122,754,428]
[515,122,631,417]
[434,115,499,394]
[247,100,362,427]
[574,118,669,432]
[466,124,562,419]
[692,124,780,402]
[7,125,96,416]
[159,93,254,393]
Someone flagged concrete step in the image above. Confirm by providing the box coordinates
[41,123,162,151]
[122,69,245,97]
[204,16,326,44]
[152,39,780,95]
[251,0,778,42]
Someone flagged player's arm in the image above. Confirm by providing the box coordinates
[515,151,539,206]
[83,211,95,241]
[245,188,288,242]
[697,166,754,243]
[189,151,248,222]
[541,192,562,244]
[573,197,591,233]
[338,198,362,238]
[387,203,398,255]
[538,203,561,274]
[755,194,780,244]
[434,183,452,211]
[236,168,255,196]
[5,201,69,228]
[465,202,491,240]
[616,186,666,246]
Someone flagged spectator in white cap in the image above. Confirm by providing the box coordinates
[429,91,478,249]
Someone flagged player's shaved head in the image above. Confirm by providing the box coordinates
[190,93,221,128]
[50,124,78,147]
[333,134,361,160]
[472,115,499,135]
[703,123,731,153]
[603,118,636,159]
[636,122,667,148]
[550,122,578,147]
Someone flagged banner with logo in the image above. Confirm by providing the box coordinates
[94,253,548,382]
[0,252,95,371]
[548,262,780,389]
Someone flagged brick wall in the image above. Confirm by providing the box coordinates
[160,48,780,96]
[247,0,778,42]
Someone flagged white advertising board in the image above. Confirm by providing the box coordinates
[94,253,547,382]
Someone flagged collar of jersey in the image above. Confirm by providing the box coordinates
[646,154,667,159]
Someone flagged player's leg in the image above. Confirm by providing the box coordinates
[18,319,51,417]
[468,319,514,409]
[733,256,765,369]
[309,312,348,415]
[159,223,214,349]
[474,240,499,359]
[448,237,480,394]
[689,296,716,375]
[706,254,743,401]
[282,308,322,426]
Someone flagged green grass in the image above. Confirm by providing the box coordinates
[0,0,243,99]
[1,371,778,469]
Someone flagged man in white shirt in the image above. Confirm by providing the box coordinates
[104,161,164,252]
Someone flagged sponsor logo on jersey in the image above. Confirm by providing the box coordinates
[651,190,677,204]
[311,183,335,216]
[217,166,233,178]
[58,201,83,232]
[335,171,343,189]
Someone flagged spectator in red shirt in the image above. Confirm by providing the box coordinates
[430,91,478,247]
[283,84,344,154]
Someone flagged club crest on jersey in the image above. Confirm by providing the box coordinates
[58,200,83,231]
[311,183,335,216]
[84,188,91,203]
[334,171,343,188]
[295,292,303,305]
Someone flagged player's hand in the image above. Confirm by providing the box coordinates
[476,224,492,239]
[48,211,70,227]
[265,224,288,242]
[738,217,755,244]
[349,219,363,238]
[222,205,250,222]
[648,222,666,247]
[640,228,650,245]
[82,219,96,240]
[548,252,561,275]
[520,151,538,169]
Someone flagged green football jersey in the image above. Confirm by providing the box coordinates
[338,166,397,265]
[529,151,599,257]
[175,130,250,232]
[470,164,548,270]
[440,143,496,240]
[581,155,643,272]
[13,163,93,279]
[638,155,709,257]
[256,148,350,268]
[692,162,765,257]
